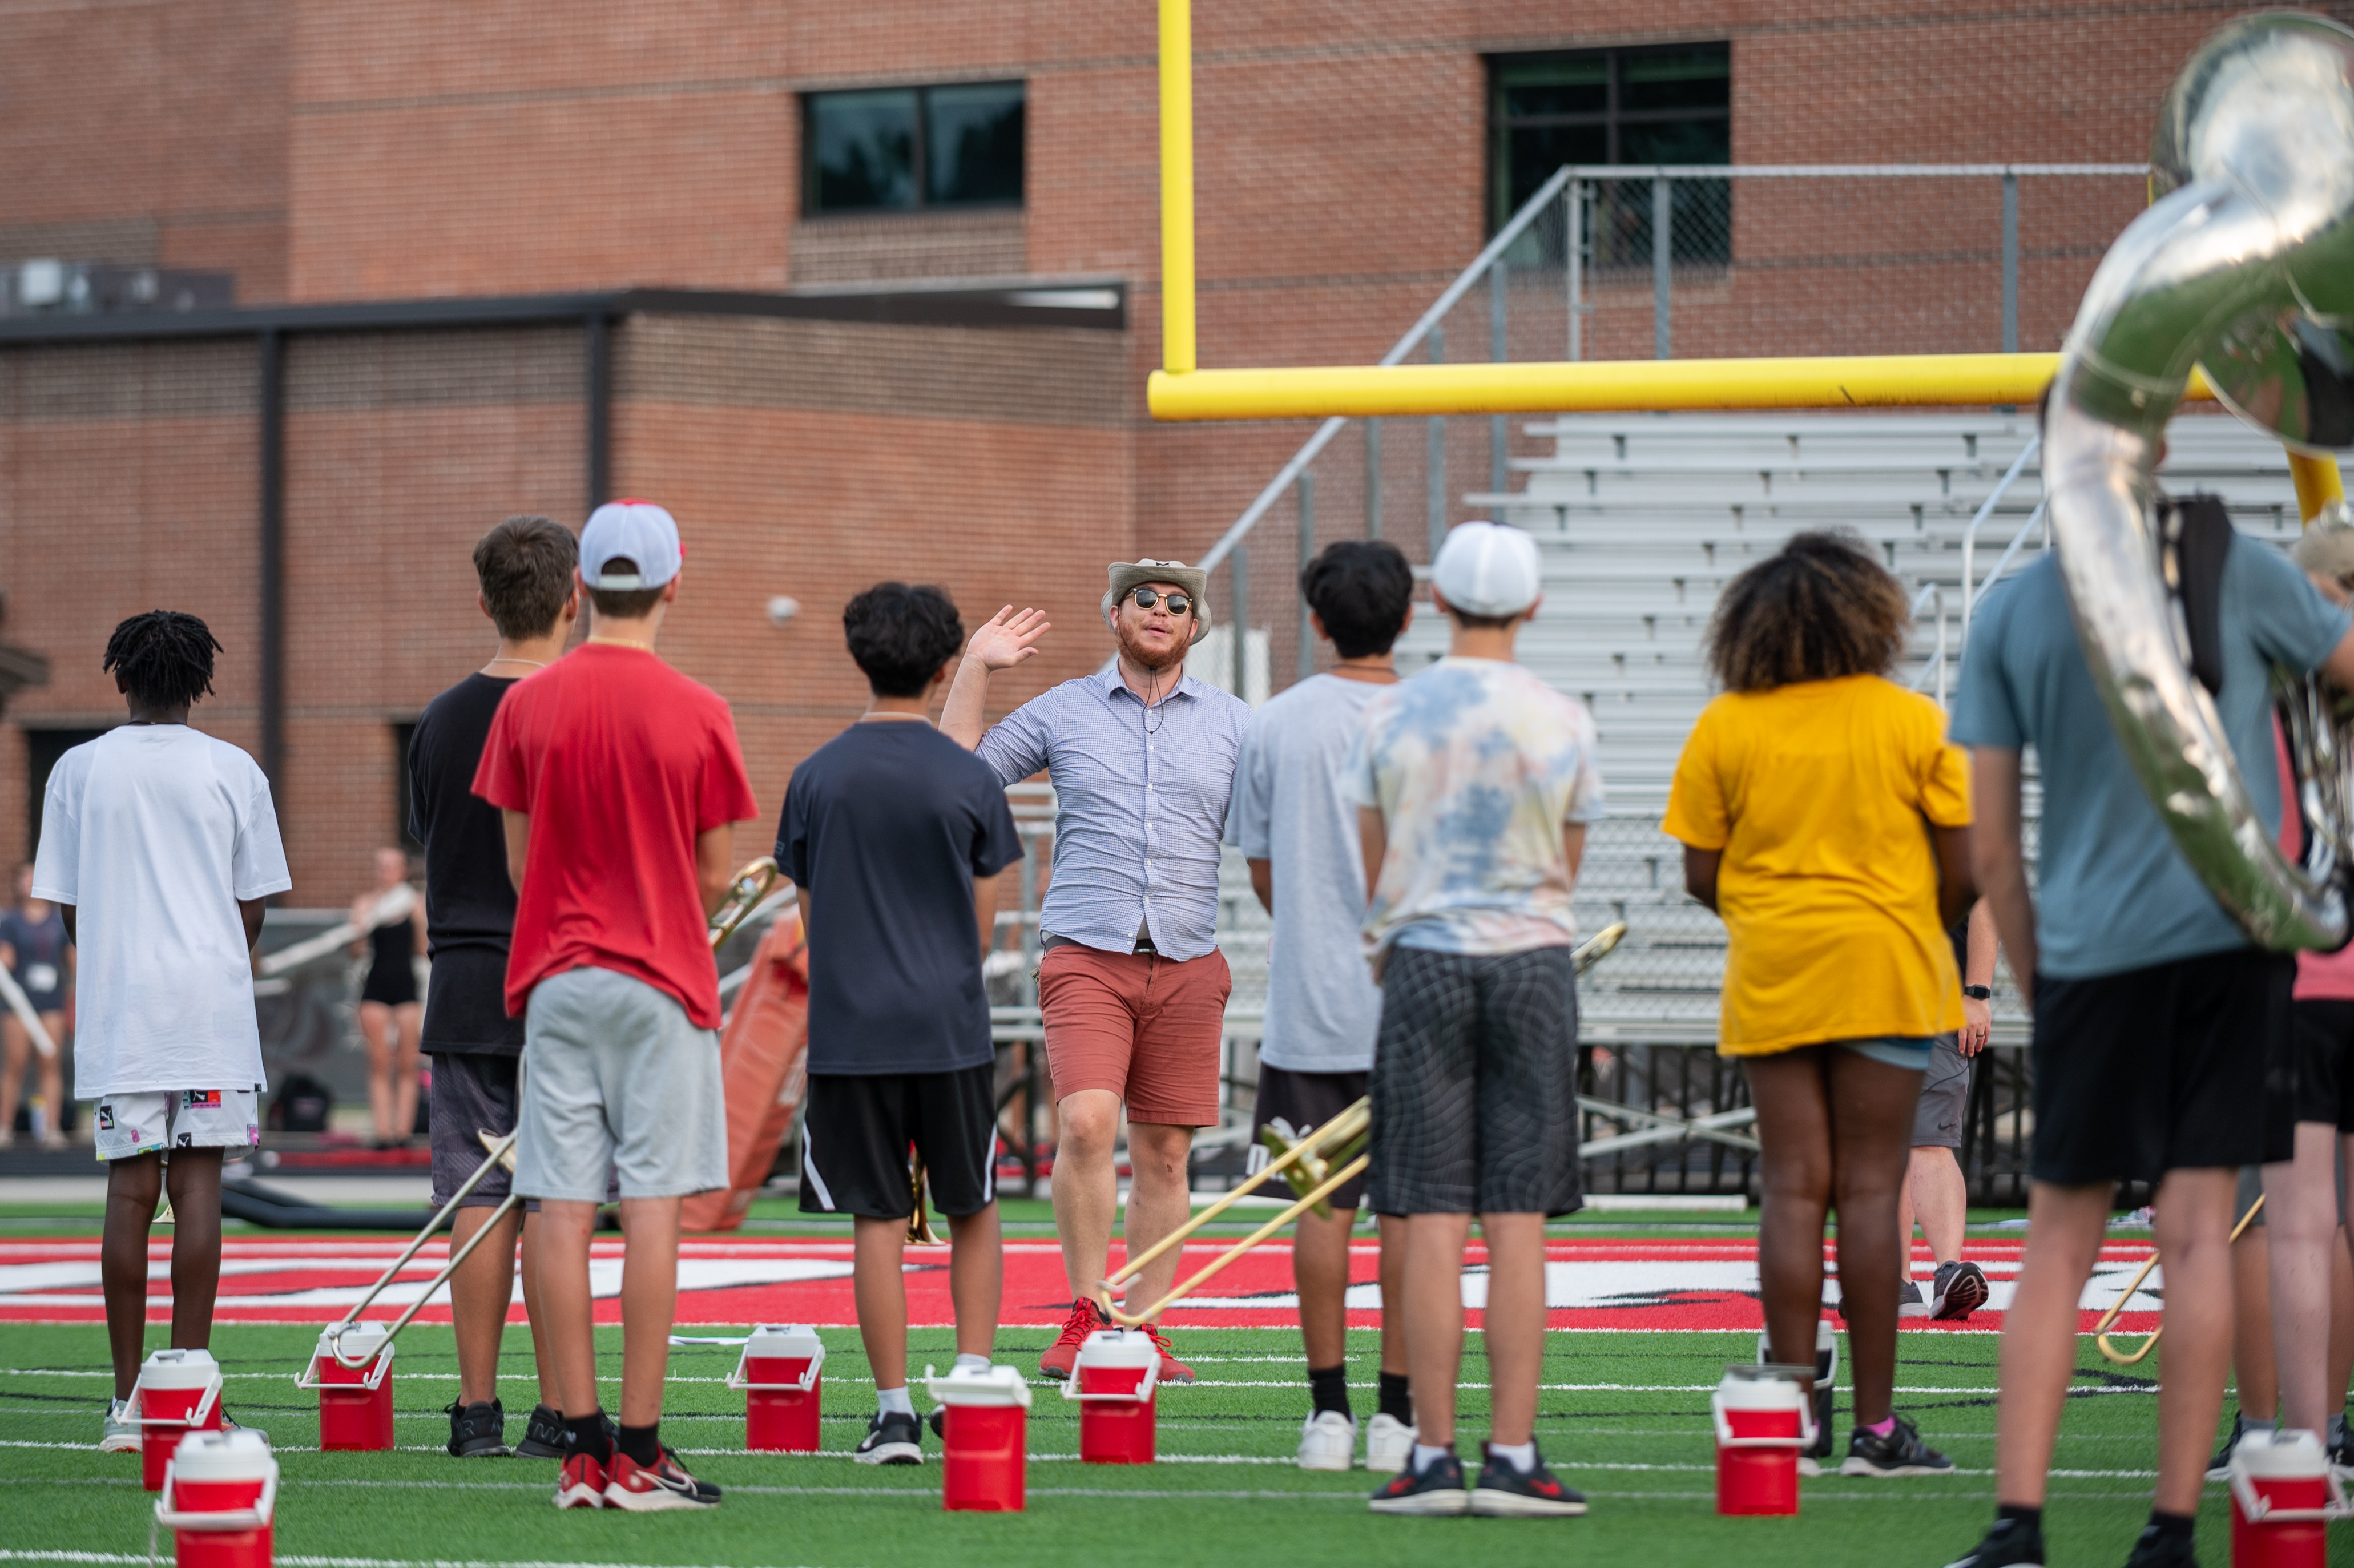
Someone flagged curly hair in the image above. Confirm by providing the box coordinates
[843,582,965,697]
[104,610,223,711]
[1703,531,1910,692]
[1301,540,1414,658]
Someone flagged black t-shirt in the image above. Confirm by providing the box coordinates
[408,672,525,1055]
[779,720,1024,1075]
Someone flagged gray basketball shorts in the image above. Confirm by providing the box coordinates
[514,966,728,1203]
[1909,1034,1971,1149]
[1366,943,1583,1218]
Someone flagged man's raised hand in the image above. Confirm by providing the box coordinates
[968,606,1051,672]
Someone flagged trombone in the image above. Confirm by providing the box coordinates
[711,856,783,949]
[1095,918,1629,1328]
[320,1129,523,1369]
[2094,1194,2265,1365]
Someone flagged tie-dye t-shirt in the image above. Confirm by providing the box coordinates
[1345,656,1606,957]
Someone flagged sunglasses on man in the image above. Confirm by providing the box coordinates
[1129,588,1194,616]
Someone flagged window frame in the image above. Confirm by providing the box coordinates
[800,79,1027,219]
[1486,44,1731,233]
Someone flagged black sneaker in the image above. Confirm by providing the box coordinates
[1932,1260,1992,1321]
[855,1409,923,1466]
[1899,1279,1930,1319]
[2329,1413,2353,1478]
[445,1398,509,1457]
[2206,1412,2247,1482]
[1841,1413,1953,1476]
[515,1404,612,1461]
[1368,1446,1470,1515]
[2121,1523,2198,1568]
[1468,1443,1586,1518]
[1942,1519,2046,1568]
[926,1406,946,1441]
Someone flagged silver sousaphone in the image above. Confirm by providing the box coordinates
[2049,11,2354,949]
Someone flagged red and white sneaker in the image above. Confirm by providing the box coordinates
[604,1446,721,1511]
[1142,1321,1195,1384]
[1039,1297,1102,1380]
[553,1449,607,1509]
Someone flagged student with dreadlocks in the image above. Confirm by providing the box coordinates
[33,611,291,1452]
[1663,531,1972,1480]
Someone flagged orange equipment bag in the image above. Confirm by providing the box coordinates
[682,914,811,1233]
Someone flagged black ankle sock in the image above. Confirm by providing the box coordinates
[616,1421,660,1468]
[1996,1504,2043,1535]
[1308,1364,1351,1418]
[563,1409,612,1462]
[1378,1371,1413,1425]
[2145,1510,2194,1546]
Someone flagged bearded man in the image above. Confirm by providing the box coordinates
[942,559,1249,1384]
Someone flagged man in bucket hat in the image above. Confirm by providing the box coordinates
[942,560,1249,1385]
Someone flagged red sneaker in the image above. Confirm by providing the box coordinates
[1142,1321,1195,1384]
[553,1449,607,1509]
[604,1446,721,1511]
[1039,1297,1102,1379]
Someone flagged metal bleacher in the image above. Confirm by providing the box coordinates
[1372,408,2311,1049]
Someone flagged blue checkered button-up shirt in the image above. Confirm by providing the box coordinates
[976,667,1250,961]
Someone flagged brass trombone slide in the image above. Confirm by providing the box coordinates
[2094,1194,2266,1365]
[711,856,783,949]
[321,1129,522,1369]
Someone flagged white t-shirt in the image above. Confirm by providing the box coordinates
[1222,674,1384,1074]
[31,725,292,1097]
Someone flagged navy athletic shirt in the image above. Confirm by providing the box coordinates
[779,720,1023,1075]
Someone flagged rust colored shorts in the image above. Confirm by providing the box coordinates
[1037,943,1230,1127]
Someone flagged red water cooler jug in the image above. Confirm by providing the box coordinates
[729,1324,825,1452]
[2228,1428,2340,1568]
[296,1325,395,1451]
[155,1428,278,1568]
[928,1363,1030,1511]
[1711,1364,1812,1515]
[1063,1328,1159,1464]
[133,1349,225,1492]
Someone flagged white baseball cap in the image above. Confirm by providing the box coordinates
[1432,521,1541,616]
[580,499,683,590]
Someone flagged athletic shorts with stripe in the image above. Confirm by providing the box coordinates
[1366,944,1583,1218]
[799,1061,999,1220]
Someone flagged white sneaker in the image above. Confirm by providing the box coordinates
[1364,1412,1414,1474]
[1297,1409,1356,1471]
[100,1398,140,1453]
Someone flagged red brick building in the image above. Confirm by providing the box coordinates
[0,1,2321,901]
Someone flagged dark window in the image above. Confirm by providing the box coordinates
[805,83,1025,215]
[23,727,107,862]
[1490,45,1730,264]
[392,722,422,854]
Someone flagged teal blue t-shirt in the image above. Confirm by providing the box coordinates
[1950,543,2349,980]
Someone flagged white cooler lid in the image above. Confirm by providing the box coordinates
[138,1348,220,1389]
[927,1363,1032,1409]
[171,1428,276,1482]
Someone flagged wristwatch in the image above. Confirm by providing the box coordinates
[1961,984,1992,1001]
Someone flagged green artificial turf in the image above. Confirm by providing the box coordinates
[0,1319,2323,1568]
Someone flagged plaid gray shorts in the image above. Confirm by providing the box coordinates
[1366,943,1583,1217]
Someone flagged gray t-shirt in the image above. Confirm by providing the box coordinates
[1222,674,1383,1073]
[1950,543,2349,979]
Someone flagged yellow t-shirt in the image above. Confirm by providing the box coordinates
[1662,675,1969,1056]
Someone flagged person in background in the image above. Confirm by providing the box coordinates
[941,558,1249,1386]
[350,846,424,1146]
[1226,539,1417,1474]
[781,582,1020,1465]
[1665,532,1968,1482]
[476,499,759,1513]
[38,611,291,1452]
[0,862,72,1147]
[1898,902,1997,1323]
[408,513,579,1460]
[1355,522,1602,1519]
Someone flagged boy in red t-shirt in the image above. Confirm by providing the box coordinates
[474,499,759,1513]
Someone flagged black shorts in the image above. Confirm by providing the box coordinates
[1253,1064,1371,1213]
[428,1051,532,1212]
[361,958,418,1007]
[2291,999,2354,1131]
[1365,944,1582,1218]
[2031,948,2295,1186]
[799,1062,999,1221]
